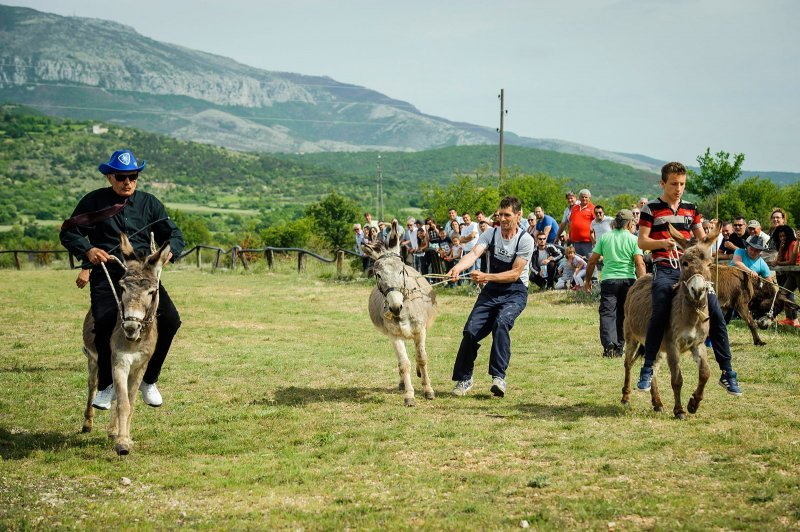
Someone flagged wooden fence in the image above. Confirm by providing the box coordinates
[0,246,363,275]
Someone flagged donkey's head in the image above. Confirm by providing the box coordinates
[118,233,171,340]
[362,222,408,318]
[669,223,719,305]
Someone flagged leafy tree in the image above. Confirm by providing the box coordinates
[168,209,211,248]
[709,177,785,224]
[259,217,312,249]
[422,169,500,221]
[305,192,360,252]
[601,194,640,214]
[500,170,567,218]
[686,148,745,199]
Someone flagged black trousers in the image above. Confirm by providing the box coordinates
[89,265,181,389]
[598,278,635,350]
[529,262,558,289]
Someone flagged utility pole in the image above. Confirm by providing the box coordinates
[498,89,506,186]
[376,154,383,221]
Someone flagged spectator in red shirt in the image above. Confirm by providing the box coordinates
[569,188,595,259]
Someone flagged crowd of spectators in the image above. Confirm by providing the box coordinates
[354,200,800,313]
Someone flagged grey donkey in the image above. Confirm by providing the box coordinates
[82,233,170,455]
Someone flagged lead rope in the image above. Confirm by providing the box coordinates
[99,256,128,322]
[668,247,680,269]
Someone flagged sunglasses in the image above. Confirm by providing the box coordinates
[733,223,744,227]
[113,173,139,182]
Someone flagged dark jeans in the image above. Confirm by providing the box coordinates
[643,265,732,372]
[599,278,635,350]
[90,265,182,390]
[529,261,558,290]
[452,282,528,381]
[573,241,593,261]
[778,273,798,320]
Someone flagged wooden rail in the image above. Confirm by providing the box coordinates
[0,246,361,275]
[773,265,800,272]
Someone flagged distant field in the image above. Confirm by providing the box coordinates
[165,202,259,216]
[1,265,799,528]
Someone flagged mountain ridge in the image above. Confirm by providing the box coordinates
[0,3,660,171]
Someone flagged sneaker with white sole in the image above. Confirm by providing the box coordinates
[451,378,473,397]
[92,384,115,410]
[139,382,163,407]
[490,376,506,397]
[719,370,742,397]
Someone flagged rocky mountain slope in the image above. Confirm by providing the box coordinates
[0,4,658,171]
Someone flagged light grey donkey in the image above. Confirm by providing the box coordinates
[82,233,170,455]
[362,221,438,406]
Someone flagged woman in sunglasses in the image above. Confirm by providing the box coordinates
[60,149,185,410]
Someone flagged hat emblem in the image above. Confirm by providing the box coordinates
[118,152,131,166]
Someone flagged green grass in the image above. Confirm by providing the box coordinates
[1,266,800,529]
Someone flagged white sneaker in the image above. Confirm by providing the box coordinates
[92,384,115,410]
[139,382,163,407]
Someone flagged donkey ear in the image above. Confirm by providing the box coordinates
[387,221,401,251]
[666,224,691,250]
[702,224,721,246]
[147,241,171,267]
[361,240,384,260]
[119,233,136,260]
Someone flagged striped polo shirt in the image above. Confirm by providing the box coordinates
[639,197,703,267]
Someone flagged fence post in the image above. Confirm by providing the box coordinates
[213,249,221,271]
[240,250,249,270]
[265,249,274,270]
[196,247,201,269]
[231,246,240,271]
[297,251,306,273]
[14,252,21,270]
[336,250,344,277]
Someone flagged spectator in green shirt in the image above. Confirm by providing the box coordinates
[584,209,645,357]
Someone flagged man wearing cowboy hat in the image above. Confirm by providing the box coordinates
[60,149,184,410]
[730,234,775,282]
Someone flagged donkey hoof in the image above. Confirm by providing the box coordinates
[674,412,687,420]
[687,397,699,414]
[81,425,92,434]
[755,340,766,346]
[424,390,435,400]
[115,443,131,456]
[403,397,416,407]
[653,405,663,413]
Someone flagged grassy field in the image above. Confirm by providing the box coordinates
[1,263,800,529]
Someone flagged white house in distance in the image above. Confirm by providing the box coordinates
[92,124,108,134]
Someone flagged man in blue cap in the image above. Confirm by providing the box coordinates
[60,149,185,409]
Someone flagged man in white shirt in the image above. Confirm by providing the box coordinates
[590,205,613,249]
[448,196,534,398]
[460,212,480,272]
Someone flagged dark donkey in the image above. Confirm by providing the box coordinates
[82,233,170,455]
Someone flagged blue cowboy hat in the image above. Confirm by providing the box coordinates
[98,149,146,175]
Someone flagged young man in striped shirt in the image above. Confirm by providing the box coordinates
[636,162,742,396]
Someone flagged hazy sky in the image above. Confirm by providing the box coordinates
[6,0,799,171]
